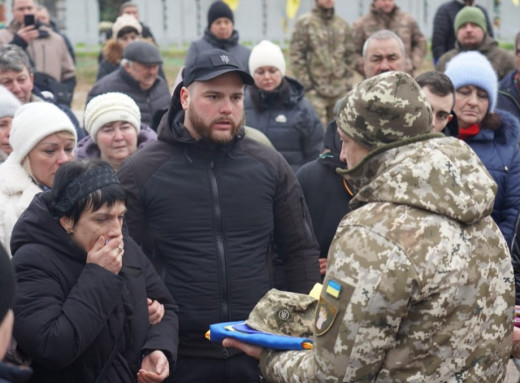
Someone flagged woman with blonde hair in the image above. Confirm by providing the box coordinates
[0,102,77,256]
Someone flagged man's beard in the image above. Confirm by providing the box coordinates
[461,41,482,50]
[188,108,244,144]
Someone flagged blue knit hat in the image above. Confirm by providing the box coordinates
[444,51,497,112]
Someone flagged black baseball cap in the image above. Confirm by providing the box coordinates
[183,49,253,87]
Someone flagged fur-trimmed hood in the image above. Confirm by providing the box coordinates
[493,109,520,144]
[102,37,156,66]
[102,39,123,66]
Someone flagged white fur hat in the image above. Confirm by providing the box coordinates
[84,92,141,143]
[9,102,77,164]
[0,86,21,118]
[249,40,286,76]
[112,13,142,38]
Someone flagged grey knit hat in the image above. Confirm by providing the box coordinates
[337,71,432,150]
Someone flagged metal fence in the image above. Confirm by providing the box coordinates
[6,0,518,47]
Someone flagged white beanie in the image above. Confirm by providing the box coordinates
[112,13,142,38]
[84,92,141,143]
[10,102,77,164]
[249,40,286,76]
[0,86,21,118]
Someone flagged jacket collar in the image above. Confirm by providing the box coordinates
[203,28,240,48]
[118,66,160,92]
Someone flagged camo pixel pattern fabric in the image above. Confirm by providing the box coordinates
[246,289,317,338]
[289,6,354,99]
[259,136,514,382]
[336,71,432,151]
[352,4,427,75]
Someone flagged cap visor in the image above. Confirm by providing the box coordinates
[196,68,254,85]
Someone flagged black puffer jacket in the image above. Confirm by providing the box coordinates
[10,193,179,383]
[296,122,352,259]
[245,77,324,172]
[498,70,520,124]
[184,29,251,71]
[86,67,170,127]
[117,93,320,359]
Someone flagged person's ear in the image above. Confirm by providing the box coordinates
[180,87,190,111]
[59,216,74,234]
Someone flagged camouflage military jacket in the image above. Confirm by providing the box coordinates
[289,6,354,98]
[260,136,514,382]
[352,4,427,76]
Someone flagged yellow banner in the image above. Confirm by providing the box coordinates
[512,0,519,6]
[286,0,301,19]
[222,0,239,11]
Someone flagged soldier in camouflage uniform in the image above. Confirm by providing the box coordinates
[223,71,515,382]
[352,0,427,77]
[289,0,354,129]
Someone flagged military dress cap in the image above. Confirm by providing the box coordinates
[183,49,254,87]
[123,41,163,64]
[245,289,317,338]
[337,71,432,150]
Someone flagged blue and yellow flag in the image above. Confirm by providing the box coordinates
[207,321,313,350]
[223,0,239,11]
[286,0,300,19]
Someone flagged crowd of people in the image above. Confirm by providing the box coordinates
[0,0,520,382]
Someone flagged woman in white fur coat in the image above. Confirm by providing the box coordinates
[0,102,77,257]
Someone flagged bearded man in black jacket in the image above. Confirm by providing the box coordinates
[117,49,321,383]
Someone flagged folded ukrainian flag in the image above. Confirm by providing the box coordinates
[206,320,313,350]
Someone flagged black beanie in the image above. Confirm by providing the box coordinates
[207,1,234,27]
[0,244,14,322]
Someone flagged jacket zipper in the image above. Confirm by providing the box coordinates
[209,160,230,332]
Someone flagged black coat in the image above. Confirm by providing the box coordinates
[117,97,320,359]
[184,29,251,71]
[87,67,170,127]
[10,193,179,383]
[431,1,494,61]
[244,77,324,172]
[296,122,352,259]
[498,70,520,124]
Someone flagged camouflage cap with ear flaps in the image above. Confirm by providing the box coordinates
[337,71,433,150]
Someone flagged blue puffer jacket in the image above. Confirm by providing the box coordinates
[464,109,520,246]
[244,77,324,172]
[497,70,520,125]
